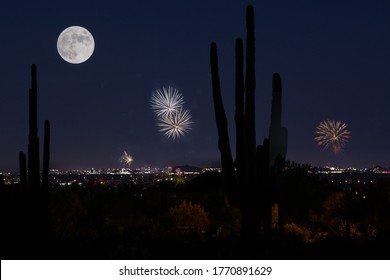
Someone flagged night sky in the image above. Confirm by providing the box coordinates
[1,0,389,172]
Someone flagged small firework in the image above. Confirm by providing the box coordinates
[315,119,351,154]
[157,108,193,139]
[150,86,184,118]
[120,151,133,167]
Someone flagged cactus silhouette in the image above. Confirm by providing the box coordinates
[27,64,40,187]
[269,73,288,237]
[210,42,236,203]
[42,119,50,189]
[19,64,51,188]
[234,38,245,191]
[210,5,288,242]
[19,151,27,187]
[5,64,51,258]
[210,5,260,240]
[269,73,288,168]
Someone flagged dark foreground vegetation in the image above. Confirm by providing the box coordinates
[1,167,390,260]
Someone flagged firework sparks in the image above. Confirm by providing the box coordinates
[157,108,193,139]
[150,85,193,139]
[120,151,133,167]
[314,119,351,154]
[150,86,184,118]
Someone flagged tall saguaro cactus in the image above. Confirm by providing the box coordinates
[27,64,40,187]
[19,151,27,187]
[42,120,50,189]
[268,73,288,236]
[19,64,51,189]
[244,5,256,190]
[8,64,51,259]
[210,5,261,241]
[210,5,288,242]
[269,73,288,168]
[210,43,237,203]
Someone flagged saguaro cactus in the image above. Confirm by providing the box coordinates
[269,73,288,168]
[210,43,237,203]
[42,120,50,189]
[19,64,51,188]
[210,5,261,241]
[235,38,245,192]
[27,64,40,187]
[268,73,288,236]
[244,5,256,191]
[210,5,288,242]
[19,151,27,187]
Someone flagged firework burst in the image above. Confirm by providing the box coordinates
[150,85,193,139]
[157,108,193,139]
[150,86,184,118]
[314,119,351,154]
[120,151,133,167]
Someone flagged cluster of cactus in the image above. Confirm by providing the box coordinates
[210,5,288,241]
[19,64,50,189]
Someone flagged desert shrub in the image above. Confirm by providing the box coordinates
[165,200,210,237]
[283,223,313,243]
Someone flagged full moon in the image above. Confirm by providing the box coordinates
[57,26,95,64]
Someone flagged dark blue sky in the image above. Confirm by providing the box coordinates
[1,0,389,171]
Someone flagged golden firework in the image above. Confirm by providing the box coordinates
[315,120,351,154]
